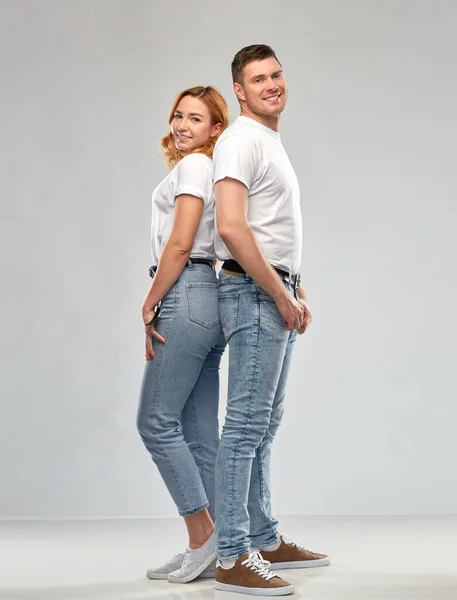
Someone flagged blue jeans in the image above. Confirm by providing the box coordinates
[215,271,298,559]
[137,263,226,519]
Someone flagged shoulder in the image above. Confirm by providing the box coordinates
[173,153,212,179]
[215,131,260,155]
[177,153,212,170]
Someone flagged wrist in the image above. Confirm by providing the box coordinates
[296,286,307,301]
[271,285,290,304]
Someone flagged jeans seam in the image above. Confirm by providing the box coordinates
[255,441,278,545]
[189,389,206,491]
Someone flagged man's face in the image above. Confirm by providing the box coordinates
[235,57,287,118]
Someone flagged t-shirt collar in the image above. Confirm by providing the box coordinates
[237,116,281,140]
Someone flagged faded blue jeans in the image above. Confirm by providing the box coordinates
[215,271,298,559]
[137,263,226,520]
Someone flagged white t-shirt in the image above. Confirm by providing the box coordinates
[212,116,302,274]
[150,153,216,265]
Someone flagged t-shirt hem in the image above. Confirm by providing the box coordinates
[174,185,207,204]
[213,174,250,190]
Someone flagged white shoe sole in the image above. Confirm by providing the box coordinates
[199,570,216,578]
[215,581,294,596]
[270,556,330,569]
[146,571,169,580]
[168,550,217,584]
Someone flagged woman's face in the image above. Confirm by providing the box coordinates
[171,95,221,152]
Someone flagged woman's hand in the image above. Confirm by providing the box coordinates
[143,310,166,360]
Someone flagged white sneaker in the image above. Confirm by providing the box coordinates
[200,558,217,578]
[146,552,216,580]
[146,552,185,580]
[168,532,217,583]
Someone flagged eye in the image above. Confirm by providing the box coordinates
[173,113,182,119]
[254,78,263,83]
[273,73,282,79]
[192,117,201,122]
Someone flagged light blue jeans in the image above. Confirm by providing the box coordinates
[137,263,226,520]
[215,271,298,559]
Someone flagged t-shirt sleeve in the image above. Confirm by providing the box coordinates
[174,155,211,206]
[212,135,259,190]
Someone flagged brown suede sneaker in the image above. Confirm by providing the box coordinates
[215,551,294,596]
[255,534,330,570]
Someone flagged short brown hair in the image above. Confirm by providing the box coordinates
[231,44,281,84]
[160,86,229,169]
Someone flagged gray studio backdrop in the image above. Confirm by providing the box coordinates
[1,0,456,519]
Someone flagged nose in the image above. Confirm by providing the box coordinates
[266,77,279,91]
[177,118,190,132]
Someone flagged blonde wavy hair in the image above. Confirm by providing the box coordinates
[160,86,229,169]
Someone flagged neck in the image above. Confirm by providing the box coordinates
[240,106,280,132]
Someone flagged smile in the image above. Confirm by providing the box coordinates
[264,93,281,102]
[176,133,191,140]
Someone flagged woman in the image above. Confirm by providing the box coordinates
[137,86,229,584]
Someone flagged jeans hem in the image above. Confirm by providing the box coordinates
[217,547,250,561]
[250,532,280,549]
[178,501,209,517]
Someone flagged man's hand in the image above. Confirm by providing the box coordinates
[275,292,305,331]
[297,298,313,335]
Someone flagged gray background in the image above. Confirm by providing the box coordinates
[1,0,456,519]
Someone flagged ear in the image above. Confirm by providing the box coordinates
[210,122,223,138]
[233,82,245,102]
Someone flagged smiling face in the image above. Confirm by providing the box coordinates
[170,95,222,152]
[234,56,287,127]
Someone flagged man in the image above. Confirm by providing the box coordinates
[212,45,330,596]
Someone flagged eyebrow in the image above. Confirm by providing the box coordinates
[174,111,205,118]
[249,70,283,82]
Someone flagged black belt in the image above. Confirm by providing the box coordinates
[222,259,301,289]
[149,258,213,278]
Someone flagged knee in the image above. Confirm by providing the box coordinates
[221,420,269,454]
[136,410,176,453]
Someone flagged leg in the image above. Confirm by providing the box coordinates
[182,341,225,523]
[137,283,216,517]
[215,279,290,561]
[248,328,298,548]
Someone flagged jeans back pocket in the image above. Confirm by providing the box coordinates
[186,283,220,329]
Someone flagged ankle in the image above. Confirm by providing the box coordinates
[188,525,215,550]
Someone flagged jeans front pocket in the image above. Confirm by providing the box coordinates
[186,283,220,329]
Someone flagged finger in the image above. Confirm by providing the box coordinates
[301,318,311,334]
[151,329,166,344]
[146,336,155,359]
[294,314,303,330]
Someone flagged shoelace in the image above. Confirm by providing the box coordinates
[281,533,311,551]
[241,551,276,581]
[181,547,194,567]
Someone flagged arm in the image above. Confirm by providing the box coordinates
[142,194,204,320]
[215,177,303,331]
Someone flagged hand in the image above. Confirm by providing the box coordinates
[275,291,305,331]
[143,310,166,360]
[297,298,313,335]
